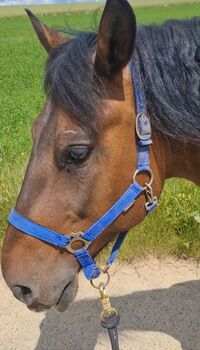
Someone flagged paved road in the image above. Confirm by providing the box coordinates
[1,258,200,350]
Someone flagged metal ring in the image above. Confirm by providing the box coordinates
[65,232,90,254]
[90,269,110,289]
[133,168,153,188]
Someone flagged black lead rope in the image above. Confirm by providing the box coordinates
[101,310,120,350]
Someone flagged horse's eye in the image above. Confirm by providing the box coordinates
[66,145,91,164]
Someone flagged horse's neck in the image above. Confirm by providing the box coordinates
[154,131,200,186]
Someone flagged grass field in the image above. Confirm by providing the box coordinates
[0,0,199,18]
[0,3,200,261]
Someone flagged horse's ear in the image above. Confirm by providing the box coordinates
[25,9,67,54]
[95,0,136,77]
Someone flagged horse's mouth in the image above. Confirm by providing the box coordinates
[55,276,78,312]
[27,276,78,313]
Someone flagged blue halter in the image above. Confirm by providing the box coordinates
[8,63,157,280]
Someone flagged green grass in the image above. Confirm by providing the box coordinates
[1,3,200,260]
[0,0,199,18]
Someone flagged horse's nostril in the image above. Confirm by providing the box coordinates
[12,285,33,306]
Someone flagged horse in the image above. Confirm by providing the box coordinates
[1,0,200,314]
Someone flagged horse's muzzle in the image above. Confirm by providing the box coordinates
[10,275,78,312]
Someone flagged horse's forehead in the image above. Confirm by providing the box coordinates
[35,101,89,149]
[36,101,69,137]
[35,64,133,146]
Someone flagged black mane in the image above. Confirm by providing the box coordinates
[45,17,200,142]
[134,17,200,143]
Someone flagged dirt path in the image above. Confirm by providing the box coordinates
[1,258,200,350]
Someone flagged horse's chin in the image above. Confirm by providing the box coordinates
[55,275,79,312]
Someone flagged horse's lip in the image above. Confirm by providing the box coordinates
[27,281,76,313]
[28,303,51,313]
[55,278,78,312]
[56,281,72,305]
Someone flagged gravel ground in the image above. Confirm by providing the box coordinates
[1,258,200,350]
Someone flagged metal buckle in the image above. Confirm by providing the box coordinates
[65,232,90,254]
[136,112,151,141]
[145,200,157,212]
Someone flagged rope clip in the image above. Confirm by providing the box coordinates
[144,183,158,213]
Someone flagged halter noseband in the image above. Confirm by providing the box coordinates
[8,63,157,280]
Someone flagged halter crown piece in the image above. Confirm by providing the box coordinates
[8,62,157,280]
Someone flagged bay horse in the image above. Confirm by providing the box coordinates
[1,0,200,314]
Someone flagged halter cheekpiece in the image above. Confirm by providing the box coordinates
[8,62,157,281]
